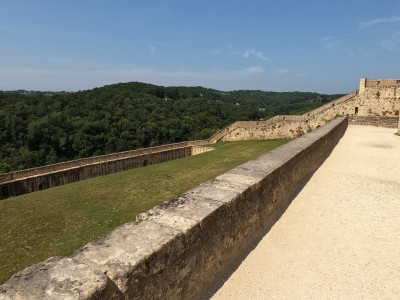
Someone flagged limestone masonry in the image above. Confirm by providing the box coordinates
[211,77,400,142]
[0,117,348,299]
[0,77,399,299]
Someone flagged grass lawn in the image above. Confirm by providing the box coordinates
[0,139,286,284]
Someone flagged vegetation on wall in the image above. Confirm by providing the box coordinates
[0,82,342,172]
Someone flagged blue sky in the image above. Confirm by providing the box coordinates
[1,0,400,93]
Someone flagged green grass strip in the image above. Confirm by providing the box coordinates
[0,139,286,284]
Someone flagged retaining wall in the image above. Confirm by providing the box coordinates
[210,92,357,142]
[349,116,399,128]
[0,141,207,183]
[0,142,211,200]
[0,117,348,299]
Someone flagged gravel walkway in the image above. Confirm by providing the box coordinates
[210,125,400,299]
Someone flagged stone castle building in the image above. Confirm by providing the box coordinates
[210,77,400,142]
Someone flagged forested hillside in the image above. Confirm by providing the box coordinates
[0,82,343,173]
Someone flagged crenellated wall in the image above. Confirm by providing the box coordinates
[0,117,348,300]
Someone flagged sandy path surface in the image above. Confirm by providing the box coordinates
[210,125,400,299]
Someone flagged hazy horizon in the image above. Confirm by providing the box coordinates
[1,0,400,94]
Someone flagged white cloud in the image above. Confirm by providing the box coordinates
[358,16,400,29]
[242,49,269,62]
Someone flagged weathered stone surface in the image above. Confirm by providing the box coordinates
[0,146,195,200]
[185,182,241,203]
[1,117,349,300]
[214,78,399,142]
[0,257,122,300]
[216,173,260,186]
[72,221,183,293]
[349,115,398,127]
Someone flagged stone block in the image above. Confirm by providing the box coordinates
[0,257,122,300]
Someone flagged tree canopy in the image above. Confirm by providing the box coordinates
[0,82,343,173]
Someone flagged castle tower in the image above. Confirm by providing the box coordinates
[359,77,367,95]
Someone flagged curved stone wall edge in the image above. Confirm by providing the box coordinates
[0,117,348,299]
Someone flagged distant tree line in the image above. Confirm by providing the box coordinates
[0,82,343,173]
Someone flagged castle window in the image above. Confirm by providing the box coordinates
[355,107,359,115]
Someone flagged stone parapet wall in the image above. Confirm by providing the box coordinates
[358,78,400,117]
[0,140,208,183]
[215,92,357,141]
[349,116,399,128]
[0,117,348,299]
[191,145,215,155]
[0,143,209,200]
[365,78,400,88]
[211,78,400,143]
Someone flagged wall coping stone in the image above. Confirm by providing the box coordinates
[0,117,348,299]
[0,257,123,299]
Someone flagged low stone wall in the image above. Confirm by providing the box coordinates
[0,117,348,299]
[349,116,399,128]
[0,143,209,200]
[210,92,357,142]
[191,145,215,155]
[0,141,208,183]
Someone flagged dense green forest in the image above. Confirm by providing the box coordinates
[0,82,343,173]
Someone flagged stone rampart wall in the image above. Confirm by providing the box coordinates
[0,117,348,299]
[358,78,400,117]
[349,116,399,128]
[0,141,207,183]
[364,78,400,88]
[191,145,215,155]
[214,92,357,141]
[211,78,400,142]
[0,144,208,200]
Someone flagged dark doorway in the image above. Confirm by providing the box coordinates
[355,107,359,115]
